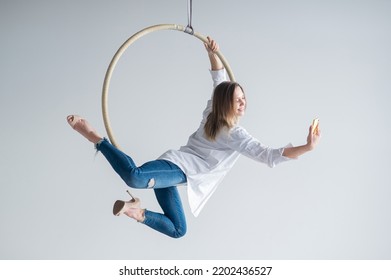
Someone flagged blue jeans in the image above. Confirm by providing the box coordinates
[96,138,187,238]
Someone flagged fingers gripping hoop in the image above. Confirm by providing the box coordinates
[102,24,236,149]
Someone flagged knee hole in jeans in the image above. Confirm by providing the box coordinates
[147,178,155,188]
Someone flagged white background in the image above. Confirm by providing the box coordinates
[1,0,390,259]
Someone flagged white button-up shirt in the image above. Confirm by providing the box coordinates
[159,69,292,217]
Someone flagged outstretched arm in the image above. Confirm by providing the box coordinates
[204,36,224,71]
[282,123,321,159]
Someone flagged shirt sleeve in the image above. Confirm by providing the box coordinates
[210,68,228,89]
[227,126,293,168]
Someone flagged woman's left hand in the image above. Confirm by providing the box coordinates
[306,123,321,151]
[204,36,219,54]
[282,121,321,159]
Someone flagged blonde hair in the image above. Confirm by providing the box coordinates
[204,81,244,141]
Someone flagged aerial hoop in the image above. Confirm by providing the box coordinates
[102,23,236,149]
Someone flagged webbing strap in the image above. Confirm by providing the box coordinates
[184,0,194,35]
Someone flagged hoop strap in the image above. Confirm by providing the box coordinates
[184,0,194,34]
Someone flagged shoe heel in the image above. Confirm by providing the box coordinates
[113,191,141,216]
[126,190,135,201]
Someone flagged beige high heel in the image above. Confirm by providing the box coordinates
[113,190,141,216]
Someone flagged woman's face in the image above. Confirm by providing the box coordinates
[233,86,246,117]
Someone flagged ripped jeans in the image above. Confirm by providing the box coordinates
[96,138,187,238]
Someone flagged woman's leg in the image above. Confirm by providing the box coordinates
[141,187,187,239]
[96,138,187,189]
[95,138,138,184]
[67,116,186,189]
[96,139,188,238]
[67,116,187,238]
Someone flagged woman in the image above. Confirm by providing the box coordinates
[67,37,321,238]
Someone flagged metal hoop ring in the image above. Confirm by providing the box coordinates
[102,23,236,149]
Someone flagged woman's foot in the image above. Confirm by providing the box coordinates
[66,115,102,144]
[124,208,146,223]
[113,191,145,222]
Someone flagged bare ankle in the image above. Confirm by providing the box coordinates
[137,209,146,223]
[88,133,103,144]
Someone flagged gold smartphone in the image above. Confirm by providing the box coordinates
[312,118,319,134]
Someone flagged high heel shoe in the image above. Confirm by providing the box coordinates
[113,190,141,216]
